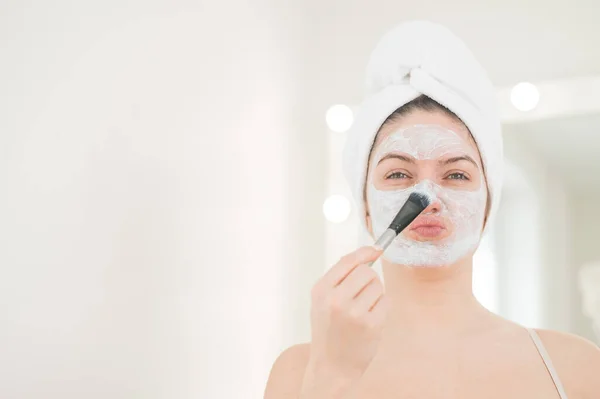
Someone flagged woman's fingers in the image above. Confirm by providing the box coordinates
[320,246,382,289]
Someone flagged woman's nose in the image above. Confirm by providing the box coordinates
[422,196,442,214]
[413,179,443,214]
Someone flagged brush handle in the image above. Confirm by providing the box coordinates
[367,228,396,267]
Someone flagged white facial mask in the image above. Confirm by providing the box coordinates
[367,125,487,267]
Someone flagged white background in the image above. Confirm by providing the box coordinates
[1,1,599,398]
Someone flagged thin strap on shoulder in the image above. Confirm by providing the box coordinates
[527,328,569,399]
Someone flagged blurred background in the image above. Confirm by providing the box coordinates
[1,0,600,398]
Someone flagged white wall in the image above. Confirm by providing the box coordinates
[496,130,571,331]
[497,78,600,340]
[567,194,600,342]
[0,2,325,398]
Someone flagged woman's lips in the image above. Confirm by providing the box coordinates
[412,226,445,237]
[409,216,446,238]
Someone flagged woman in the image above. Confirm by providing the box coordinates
[265,21,600,399]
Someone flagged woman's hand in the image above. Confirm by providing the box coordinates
[300,246,389,397]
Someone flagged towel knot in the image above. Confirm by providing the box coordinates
[374,65,426,94]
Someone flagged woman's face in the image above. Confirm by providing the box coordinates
[365,109,488,267]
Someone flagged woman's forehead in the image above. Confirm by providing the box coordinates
[373,124,478,162]
[371,113,480,163]
[375,110,472,142]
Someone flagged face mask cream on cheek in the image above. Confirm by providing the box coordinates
[367,181,485,267]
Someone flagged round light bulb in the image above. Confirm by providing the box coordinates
[510,82,540,112]
[323,195,351,223]
[325,104,354,132]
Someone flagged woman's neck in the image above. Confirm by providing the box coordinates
[379,255,493,336]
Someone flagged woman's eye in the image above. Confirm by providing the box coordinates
[385,171,409,180]
[446,172,469,181]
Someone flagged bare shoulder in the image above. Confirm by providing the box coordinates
[534,328,600,398]
[263,343,311,399]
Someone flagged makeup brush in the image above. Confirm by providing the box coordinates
[369,191,431,267]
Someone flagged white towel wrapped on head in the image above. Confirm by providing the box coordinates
[343,20,503,235]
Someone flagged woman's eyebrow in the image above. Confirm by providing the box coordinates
[377,153,415,165]
[440,155,479,168]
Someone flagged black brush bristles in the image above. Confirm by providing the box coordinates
[388,192,431,234]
